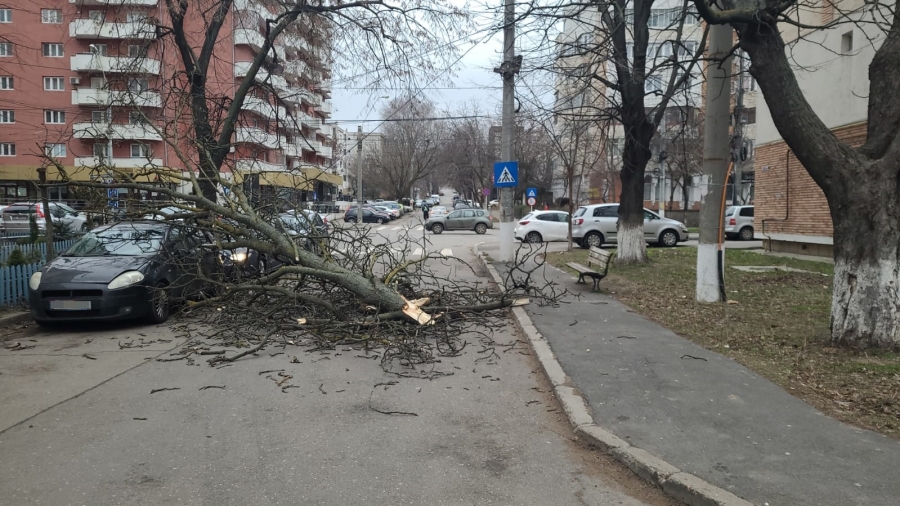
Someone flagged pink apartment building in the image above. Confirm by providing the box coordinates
[0,0,338,209]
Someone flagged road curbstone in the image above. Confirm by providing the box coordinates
[0,311,31,326]
[472,243,757,506]
[662,472,755,506]
[575,424,630,452]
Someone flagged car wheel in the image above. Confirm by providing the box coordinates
[659,230,679,247]
[525,231,542,243]
[147,283,170,324]
[584,231,603,249]
[347,217,357,223]
[80,223,89,232]
[739,226,754,241]
[432,223,444,234]
[475,223,487,235]
[257,256,268,276]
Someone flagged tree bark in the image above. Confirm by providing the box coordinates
[616,114,654,264]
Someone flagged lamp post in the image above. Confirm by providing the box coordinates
[657,150,668,218]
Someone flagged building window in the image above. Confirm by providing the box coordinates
[127,77,149,92]
[0,76,12,90]
[41,9,62,24]
[45,143,67,157]
[93,143,109,158]
[128,44,148,58]
[645,75,664,94]
[44,110,66,124]
[0,143,15,156]
[130,143,150,158]
[643,175,653,201]
[126,10,147,23]
[841,31,853,53]
[0,9,10,23]
[92,110,109,123]
[91,77,107,89]
[88,10,104,22]
[44,77,65,91]
[0,42,13,57]
[129,111,147,125]
[42,43,64,57]
[0,110,13,123]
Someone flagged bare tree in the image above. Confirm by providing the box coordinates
[372,97,443,200]
[694,0,900,348]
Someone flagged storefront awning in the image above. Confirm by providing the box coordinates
[235,166,342,189]
[0,165,181,184]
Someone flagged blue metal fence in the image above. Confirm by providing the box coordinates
[0,239,78,264]
[0,262,41,308]
[0,239,79,307]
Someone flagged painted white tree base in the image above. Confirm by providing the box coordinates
[615,224,648,264]
[696,243,722,302]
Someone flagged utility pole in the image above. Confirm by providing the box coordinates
[495,0,520,262]
[356,125,363,223]
[732,53,746,205]
[696,24,733,303]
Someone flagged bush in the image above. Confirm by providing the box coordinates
[5,249,28,266]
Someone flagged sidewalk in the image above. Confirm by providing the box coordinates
[482,244,900,506]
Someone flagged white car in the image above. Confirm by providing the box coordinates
[0,202,89,234]
[515,210,570,243]
[489,200,499,209]
[430,206,448,218]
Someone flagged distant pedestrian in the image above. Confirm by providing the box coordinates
[543,202,549,210]
[422,203,430,220]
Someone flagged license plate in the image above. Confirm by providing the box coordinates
[49,300,92,311]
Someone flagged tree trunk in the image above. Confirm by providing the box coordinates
[616,117,654,264]
[830,193,900,348]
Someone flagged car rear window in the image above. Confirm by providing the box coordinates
[573,207,586,218]
[725,206,736,216]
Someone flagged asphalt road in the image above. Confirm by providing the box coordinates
[0,196,673,506]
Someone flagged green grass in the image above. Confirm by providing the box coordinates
[547,247,900,438]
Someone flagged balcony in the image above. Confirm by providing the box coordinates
[298,89,321,107]
[69,19,156,39]
[299,113,323,131]
[74,156,164,169]
[71,53,160,74]
[234,28,284,61]
[301,138,323,153]
[71,0,159,5]
[317,101,332,117]
[72,122,163,141]
[235,158,287,174]
[234,127,285,150]
[71,88,161,108]
[241,96,288,121]
[234,61,288,91]
[318,145,333,158]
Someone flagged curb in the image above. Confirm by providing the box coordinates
[473,244,754,506]
[0,311,32,326]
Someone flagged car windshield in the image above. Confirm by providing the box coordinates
[521,213,533,220]
[64,225,165,257]
[279,214,310,232]
[725,206,736,217]
[573,207,587,218]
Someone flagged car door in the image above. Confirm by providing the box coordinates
[445,210,463,230]
[553,212,570,240]
[643,210,662,240]
[594,205,618,242]
[162,226,193,299]
[461,210,476,229]
[535,212,560,240]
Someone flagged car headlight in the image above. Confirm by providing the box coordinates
[232,251,248,263]
[29,271,42,291]
[108,271,145,290]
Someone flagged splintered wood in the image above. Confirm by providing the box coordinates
[401,296,435,325]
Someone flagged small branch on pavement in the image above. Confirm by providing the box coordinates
[150,387,181,394]
[368,392,418,416]
[82,353,97,360]
[199,385,226,390]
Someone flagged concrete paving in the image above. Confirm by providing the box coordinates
[0,216,668,506]
[487,251,900,506]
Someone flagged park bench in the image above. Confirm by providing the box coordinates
[566,246,613,291]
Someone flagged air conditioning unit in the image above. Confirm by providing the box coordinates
[69,77,81,86]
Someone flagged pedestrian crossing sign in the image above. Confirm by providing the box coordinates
[493,161,518,188]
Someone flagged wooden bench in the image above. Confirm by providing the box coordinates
[566,246,613,291]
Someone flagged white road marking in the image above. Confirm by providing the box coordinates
[412,247,423,257]
[391,226,401,231]
[376,226,387,231]
[414,226,424,232]
[440,248,453,257]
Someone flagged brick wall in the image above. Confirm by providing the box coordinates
[755,121,867,242]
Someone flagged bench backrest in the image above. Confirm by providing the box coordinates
[586,246,613,274]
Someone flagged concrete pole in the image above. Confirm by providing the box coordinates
[498,0,517,262]
[696,24,733,303]
[356,125,363,224]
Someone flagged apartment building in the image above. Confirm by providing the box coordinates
[753,0,873,257]
[0,0,337,209]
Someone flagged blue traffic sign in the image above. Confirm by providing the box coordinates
[526,187,537,198]
[493,161,518,188]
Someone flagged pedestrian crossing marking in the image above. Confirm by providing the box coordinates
[440,248,453,257]
[496,167,516,184]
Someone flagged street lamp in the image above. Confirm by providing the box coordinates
[657,149,668,218]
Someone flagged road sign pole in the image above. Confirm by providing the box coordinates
[496,0,517,262]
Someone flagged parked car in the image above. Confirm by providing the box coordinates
[213,219,278,279]
[344,207,391,224]
[425,208,493,235]
[429,206,449,219]
[453,202,473,210]
[278,212,330,254]
[28,221,222,325]
[1,202,89,235]
[414,199,423,208]
[369,205,398,219]
[489,200,499,209]
[380,202,403,216]
[515,210,571,243]
[724,205,755,241]
[571,204,689,248]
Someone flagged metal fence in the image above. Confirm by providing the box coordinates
[0,262,40,308]
[0,238,79,307]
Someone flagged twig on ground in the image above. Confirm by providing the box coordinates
[150,387,181,394]
[199,385,226,390]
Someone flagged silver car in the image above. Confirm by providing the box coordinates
[724,205,754,241]
[571,204,689,248]
[1,202,89,235]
